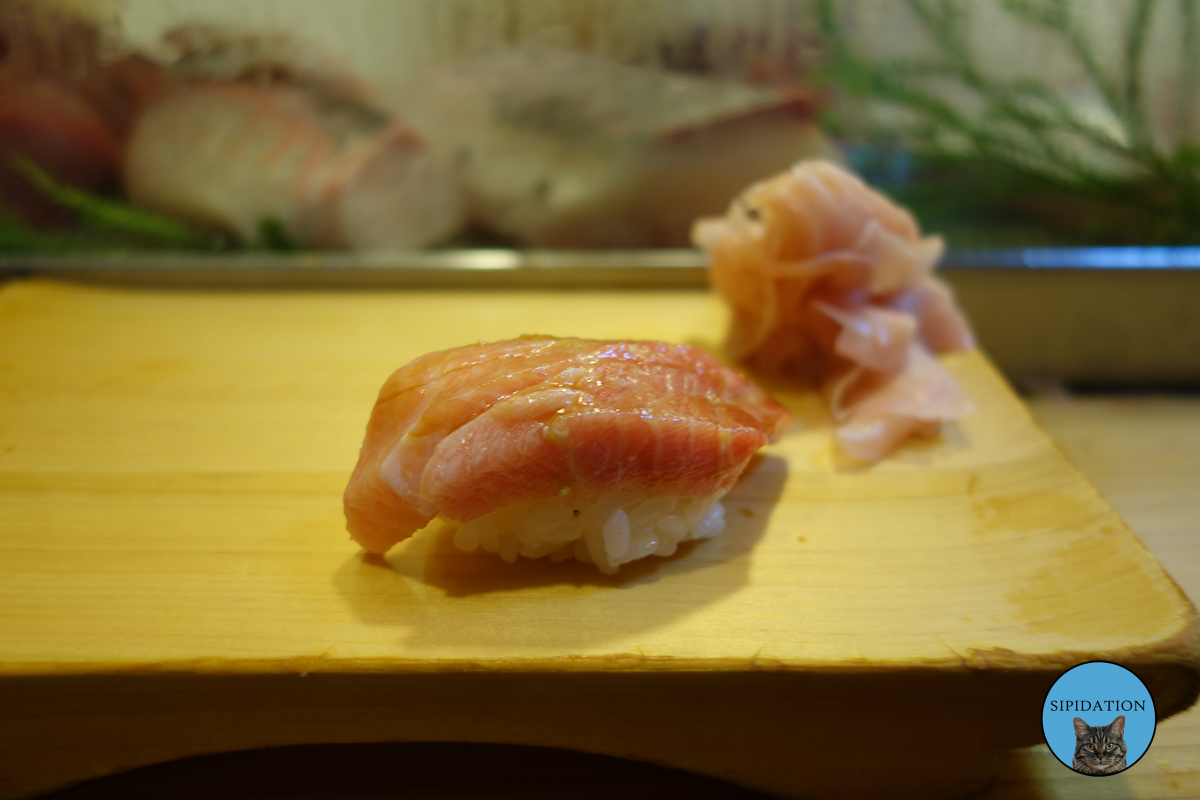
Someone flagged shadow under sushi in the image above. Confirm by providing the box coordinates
[331,454,787,648]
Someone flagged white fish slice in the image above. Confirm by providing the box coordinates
[399,47,834,247]
[124,30,467,250]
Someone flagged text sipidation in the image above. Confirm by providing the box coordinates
[1049,700,1146,712]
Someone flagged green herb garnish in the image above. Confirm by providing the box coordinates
[817,0,1200,245]
[3,158,226,253]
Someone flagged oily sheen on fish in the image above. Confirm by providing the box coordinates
[344,337,790,556]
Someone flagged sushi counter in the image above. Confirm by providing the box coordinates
[1,279,1198,800]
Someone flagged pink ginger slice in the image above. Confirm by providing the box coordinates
[692,159,976,462]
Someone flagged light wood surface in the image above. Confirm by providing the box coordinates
[26,398,1200,800]
[1,280,1197,800]
[978,396,1200,800]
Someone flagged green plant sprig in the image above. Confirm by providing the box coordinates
[818,0,1200,240]
[8,158,223,251]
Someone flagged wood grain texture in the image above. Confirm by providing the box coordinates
[26,397,1200,800]
[973,396,1200,800]
[1,280,1197,800]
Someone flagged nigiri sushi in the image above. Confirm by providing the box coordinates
[692,160,975,463]
[344,337,790,573]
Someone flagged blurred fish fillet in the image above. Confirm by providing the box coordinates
[0,0,161,225]
[400,48,835,248]
[124,29,466,249]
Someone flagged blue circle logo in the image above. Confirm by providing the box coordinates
[1042,661,1156,776]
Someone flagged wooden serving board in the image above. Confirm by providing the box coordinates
[1,279,1197,800]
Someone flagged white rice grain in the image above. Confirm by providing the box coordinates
[602,509,631,559]
[446,488,728,573]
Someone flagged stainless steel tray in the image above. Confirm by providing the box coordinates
[3,248,1198,385]
[0,250,707,288]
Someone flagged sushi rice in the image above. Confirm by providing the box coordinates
[451,489,727,574]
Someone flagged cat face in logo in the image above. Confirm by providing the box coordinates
[1072,715,1127,775]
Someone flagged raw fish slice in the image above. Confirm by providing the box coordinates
[345,338,573,550]
[0,79,122,225]
[0,0,163,134]
[399,47,834,247]
[0,1,164,225]
[422,380,774,522]
[693,159,975,462]
[124,82,465,249]
[123,28,466,250]
[370,337,775,505]
[161,24,374,105]
[344,337,789,555]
